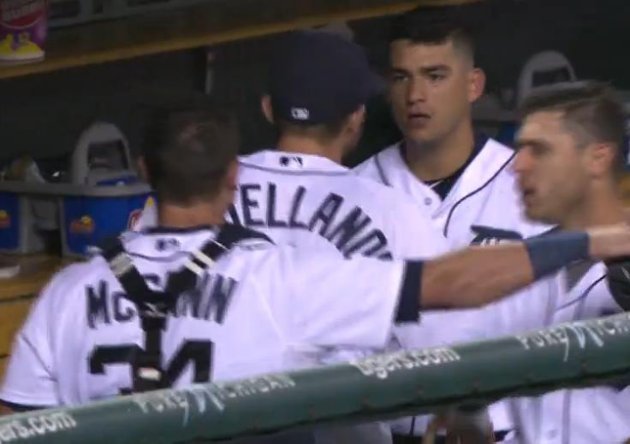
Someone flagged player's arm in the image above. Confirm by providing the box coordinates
[273,225,630,350]
[422,226,630,308]
[0,266,81,412]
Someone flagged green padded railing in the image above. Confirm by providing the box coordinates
[1,312,630,443]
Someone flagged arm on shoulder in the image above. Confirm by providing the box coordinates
[422,225,630,309]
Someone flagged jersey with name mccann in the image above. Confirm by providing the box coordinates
[0,228,416,407]
[133,150,449,260]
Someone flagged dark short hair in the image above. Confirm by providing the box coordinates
[142,106,239,204]
[520,81,626,173]
[389,6,475,62]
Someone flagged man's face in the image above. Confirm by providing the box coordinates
[388,38,478,146]
[514,111,590,224]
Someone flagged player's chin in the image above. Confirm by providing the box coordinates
[403,128,436,146]
[524,205,553,224]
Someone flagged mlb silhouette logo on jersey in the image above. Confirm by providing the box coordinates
[279,156,303,167]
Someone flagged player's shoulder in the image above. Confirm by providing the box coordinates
[466,138,521,199]
[349,170,429,213]
[38,256,109,305]
[237,151,262,165]
[221,224,275,251]
[479,138,518,178]
[53,256,108,284]
[483,137,514,156]
[353,143,400,175]
[236,151,271,177]
[238,150,287,171]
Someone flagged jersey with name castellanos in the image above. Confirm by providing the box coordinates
[0,227,420,408]
[133,150,449,260]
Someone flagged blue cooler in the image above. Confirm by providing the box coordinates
[0,192,29,253]
[0,121,153,257]
[60,184,151,256]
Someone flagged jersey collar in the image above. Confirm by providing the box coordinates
[240,149,349,173]
[376,137,515,208]
[143,225,219,235]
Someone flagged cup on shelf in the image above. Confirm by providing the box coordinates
[0,0,49,64]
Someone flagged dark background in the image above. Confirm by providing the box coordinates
[1,0,628,166]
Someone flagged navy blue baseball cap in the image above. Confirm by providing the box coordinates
[268,30,384,125]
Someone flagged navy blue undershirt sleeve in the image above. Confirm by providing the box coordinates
[525,231,589,279]
[396,261,423,322]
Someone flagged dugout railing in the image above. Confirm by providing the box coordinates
[1,312,629,443]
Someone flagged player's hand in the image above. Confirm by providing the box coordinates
[587,224,630,261]
[422,409,494,444]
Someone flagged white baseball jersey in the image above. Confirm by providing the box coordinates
[355,137,550,437]
[0,227,418,409]
[497,262,630,444]
[135,150,448,260]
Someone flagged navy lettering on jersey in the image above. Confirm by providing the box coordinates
[113,292,134,323]
[470,225,523,246]
[308,193,343,236]
[87,281,110,329]
[289,186,308,229]
[326,207,372,251]
[226,204,241,225]
[344,230,392,260]
[267,183,288,229]
[233,182,392,258]
[240,184,264,227]
[172,274,237,324]
[86,273,239,329]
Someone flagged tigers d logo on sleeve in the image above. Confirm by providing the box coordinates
[471,225,523,246]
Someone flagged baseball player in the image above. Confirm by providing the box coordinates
[2,106,628,432]
[493,81,630,444]
[352,8,548,440]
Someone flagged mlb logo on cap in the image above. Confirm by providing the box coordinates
[291,108,310,120]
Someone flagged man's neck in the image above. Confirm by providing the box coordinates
[404,121,475,182]
[561,186,626,230]
[158,201,226,229]
[277,134,343,164]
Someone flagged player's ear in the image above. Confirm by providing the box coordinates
[136,156,149,183]
[348,105,366,132]
[586,142,617,179]
[225,159,239,191]
[468,67,486,103]
[260,95,275,124]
